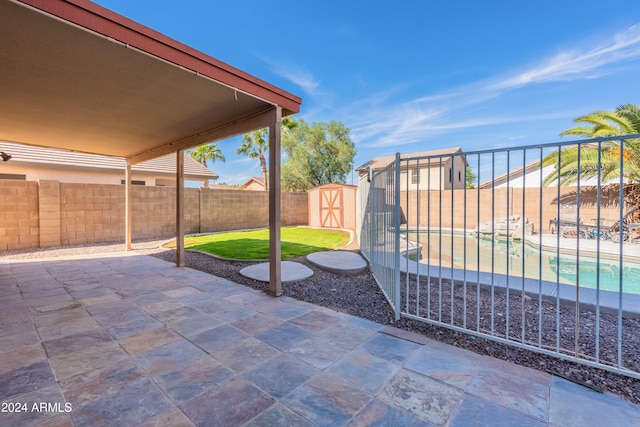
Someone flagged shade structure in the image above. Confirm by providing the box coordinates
[0,0,301,295]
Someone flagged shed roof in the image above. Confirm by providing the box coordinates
[308,183,358,191]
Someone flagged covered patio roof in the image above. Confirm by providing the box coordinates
[0,0,300,162]
[0,0,301,295]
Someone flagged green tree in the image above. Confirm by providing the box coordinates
[281,119,356,192]
[187,142,225,166]
[543,104,640,186]
[237,117,297,192]
[466,166,477,189]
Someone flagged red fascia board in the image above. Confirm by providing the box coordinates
[18,0,301,114]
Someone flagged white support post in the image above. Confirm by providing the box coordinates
[125,161,132,251]
[269,106,283,296]
[176,150,185,267]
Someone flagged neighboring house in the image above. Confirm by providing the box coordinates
[478,158,628,189]
[0,141,218,186]
[242,177,266,191]
[355,147,466,191]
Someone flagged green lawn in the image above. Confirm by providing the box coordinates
[166,227,350,260]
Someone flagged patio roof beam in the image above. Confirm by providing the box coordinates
[126,106,278,165]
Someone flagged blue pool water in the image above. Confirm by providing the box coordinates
[406,231,640,294]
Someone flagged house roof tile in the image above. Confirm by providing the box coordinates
[355,147,463,172]
[0,141,218,180]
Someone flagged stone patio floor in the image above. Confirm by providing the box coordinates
[1,252,639,426]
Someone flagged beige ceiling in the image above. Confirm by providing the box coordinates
[0,0,301,164]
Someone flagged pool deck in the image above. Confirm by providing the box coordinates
[2,252,639,426]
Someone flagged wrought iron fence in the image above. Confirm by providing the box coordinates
[359,135,640,378]
[360,154,401,319]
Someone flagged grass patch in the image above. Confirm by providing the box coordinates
[165,227,350,260]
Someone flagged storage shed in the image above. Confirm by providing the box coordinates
[308,184,357,230]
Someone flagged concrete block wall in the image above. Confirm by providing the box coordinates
[60,183,125,245]
[132,186,174,240]
[199,189,308,233]
[403,189,511,230]
[0,180,310,251]
[200,188,268,232]
[282,192,310,227]
[0,180,39,250]
[399,187,625,233]
[38,180,62,247]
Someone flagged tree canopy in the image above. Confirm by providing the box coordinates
[543,103,640,186]
[237,117,297,191]
[281,119,356,192]
[187,142,225,166]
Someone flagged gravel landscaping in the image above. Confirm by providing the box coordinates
[2,239,639,405]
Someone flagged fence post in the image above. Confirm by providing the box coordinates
[394,153,401,320]
[368,167,374,260]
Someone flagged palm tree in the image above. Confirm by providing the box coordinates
[237,117,298,192]
[238,128,269,191]
[559,104,640,138]
[543,104,640,186]
[187,142,225,166]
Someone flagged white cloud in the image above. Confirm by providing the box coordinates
[346,23,640,148]
[231,156,257,164]
[259,56,334,108]
[490,24,640,90]
[275,66,320,94]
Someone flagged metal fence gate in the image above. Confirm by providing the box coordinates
[359,136,640,379]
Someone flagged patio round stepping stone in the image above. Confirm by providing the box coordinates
[306,251,367,275]
[239,261,313,283]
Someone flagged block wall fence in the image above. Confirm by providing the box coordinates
[0,180,309,251]
[399,185,627,232]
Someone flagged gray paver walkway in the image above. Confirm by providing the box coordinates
[1,253,639,426]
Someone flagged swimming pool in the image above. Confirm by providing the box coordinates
[405,231,640,294]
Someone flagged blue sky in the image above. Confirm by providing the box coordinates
[95,0,640,185]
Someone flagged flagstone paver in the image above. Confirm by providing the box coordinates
[152,356,233,403]
[450,394,545,427]
[281,373,371,427]
[380,368,464,425]
[405,339,481,390]
[467,356,550,422]
[288,335,353,370]
[244,354,319,398]
[208,337,279,373]
[325,350,399,394]
[1,253,639,426]
[360,333,422,364]
[548,376,640,426]
[256,322,314,351]
[179,376,274,426]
